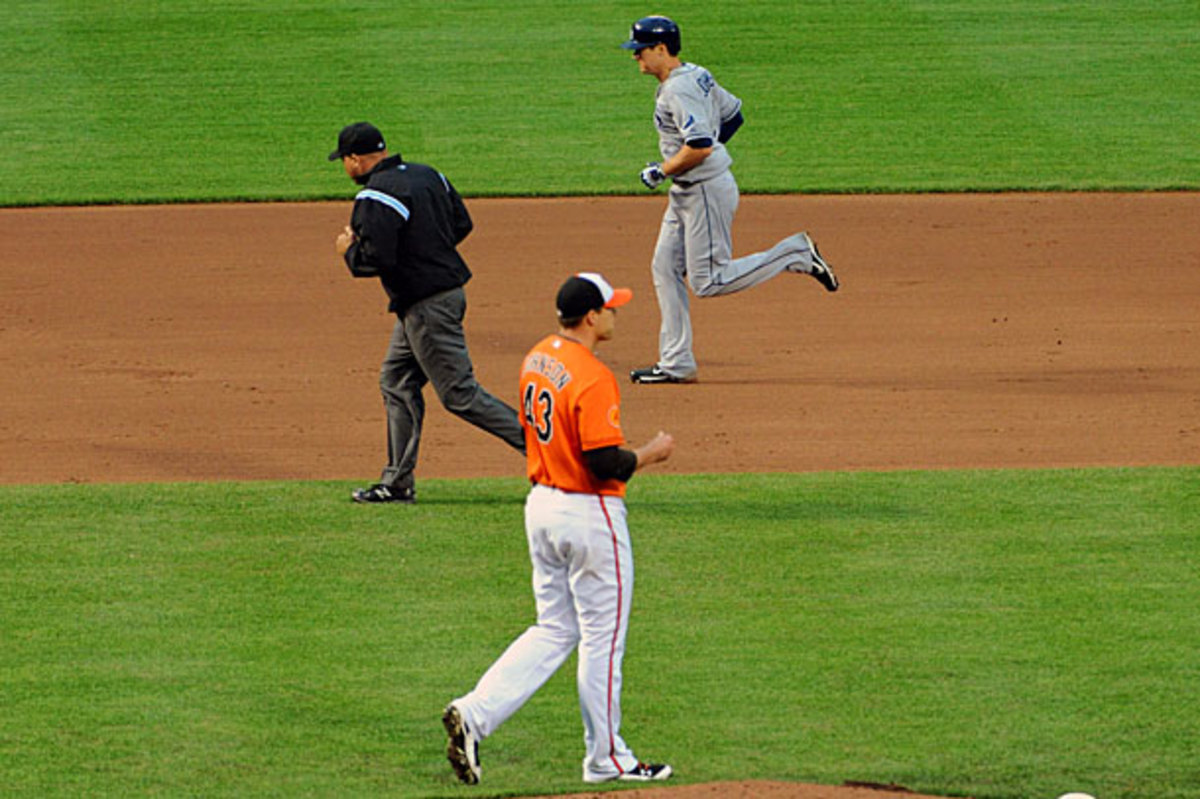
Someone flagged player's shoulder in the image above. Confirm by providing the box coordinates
[575,345,618,387]
[524,337,615,389]
[668,62,721,95]
[573,350,619,395]
[523,334,563,363]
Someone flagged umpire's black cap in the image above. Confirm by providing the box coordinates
[328,122,386,160]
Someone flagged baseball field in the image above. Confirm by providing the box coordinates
[2,3,1199,799]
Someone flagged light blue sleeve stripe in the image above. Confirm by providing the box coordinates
[355,189,411,220]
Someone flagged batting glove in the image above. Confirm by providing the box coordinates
[640,163,667,190]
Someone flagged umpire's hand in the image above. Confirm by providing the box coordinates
[335,226,356,256]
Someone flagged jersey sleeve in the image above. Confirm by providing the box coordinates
[713,81,743,124]
[575,373,625,452]
[439,172,473,245]
[346,188,408,276]
[345,184,415,275]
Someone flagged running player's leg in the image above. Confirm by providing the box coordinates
[453,486,581,738]
[683,173,814,296]
[649,196,697,379]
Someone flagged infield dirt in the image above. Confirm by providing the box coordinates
[3,193,1197,487]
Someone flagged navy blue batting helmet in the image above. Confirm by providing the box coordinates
[620,16,681,55]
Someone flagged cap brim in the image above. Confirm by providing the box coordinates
[328,150,344,161]
[605,288,633,308]
[620,40,653,50]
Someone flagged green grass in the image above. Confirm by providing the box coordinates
[1,0,1198,205]
[3,3,1198,797]
[3,468,1198,798]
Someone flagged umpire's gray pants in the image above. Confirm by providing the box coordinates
[378,287,524,490]
[651,171,818,378]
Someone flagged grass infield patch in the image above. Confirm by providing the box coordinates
[2,467,1198,798]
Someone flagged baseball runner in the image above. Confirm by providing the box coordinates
[621,16,840,384]
[442,273,675,786]
[330,121,525,504]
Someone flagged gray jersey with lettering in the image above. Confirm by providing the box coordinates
[653,62,742,183]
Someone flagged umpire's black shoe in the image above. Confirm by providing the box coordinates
[630,365,697,385]
[802,232,840,292]
[351,483,416,504]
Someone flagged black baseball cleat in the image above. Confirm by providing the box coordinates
[442,704,481,785]
[618,762,673,782]
[630,366,697,385]
[351,483,416,504]
[585,761,674,783]
[802,232,839,292]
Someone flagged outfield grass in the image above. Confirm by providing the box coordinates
[3,468,1198,798]
[1,1,1197,205]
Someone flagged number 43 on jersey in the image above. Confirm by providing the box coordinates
[523,382,554,443]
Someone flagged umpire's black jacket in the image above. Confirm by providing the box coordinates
[343,154,473,316]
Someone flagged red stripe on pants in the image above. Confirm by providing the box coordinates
[598,495,624,776]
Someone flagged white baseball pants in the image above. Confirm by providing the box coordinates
[452,484,641,782]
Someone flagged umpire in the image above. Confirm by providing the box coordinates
[331,121,524,504]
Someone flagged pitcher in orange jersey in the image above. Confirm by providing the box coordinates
[442,272,676,786]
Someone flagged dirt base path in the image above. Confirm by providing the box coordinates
[3,193,1196,486]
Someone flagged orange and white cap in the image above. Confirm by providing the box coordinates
[556,272,633,318]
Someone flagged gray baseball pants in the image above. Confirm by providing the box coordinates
[378,286,524,490]
[651,171,818,379]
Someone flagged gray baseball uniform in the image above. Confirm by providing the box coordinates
[649,63,823,379]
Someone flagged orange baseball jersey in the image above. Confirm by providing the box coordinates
[520,334,627,497]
